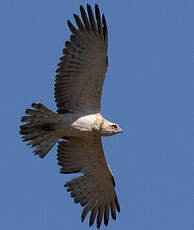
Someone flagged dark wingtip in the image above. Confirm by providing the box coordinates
[95,4,100,16]
[115,193,120,212]
[102,14,107,28]
[95,4,99,10]
[80,5,84,12]
[104,220,108,226]
[96,222,101,229]
[116,202,121,213]
[67,19,71,27]
[112,215,116,220]
[86,4,92,14]
[87,3,91,9]
[80,5,86,18]
[81,214,86,223]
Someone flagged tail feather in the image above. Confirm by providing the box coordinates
[20,103,59,158]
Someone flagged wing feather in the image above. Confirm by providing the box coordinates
[95,4,103,36]
[67,20,79,35]
[57,137,120,228]
[55,4,108,114]
[104,204,110,226]
[73,14,85,32]
[80,5,92,31]
[87,4,98,32]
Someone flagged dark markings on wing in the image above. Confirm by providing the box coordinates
[57,137,120,228]
[55,4,108,114]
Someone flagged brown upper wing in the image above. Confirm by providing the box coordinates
[55,4,108,114]
[57,136,120,228]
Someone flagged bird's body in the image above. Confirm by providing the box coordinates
[58,112,103,137]
[45,111,103,137]
[20,4,122,228]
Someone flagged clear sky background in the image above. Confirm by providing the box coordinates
[0,0,193,229]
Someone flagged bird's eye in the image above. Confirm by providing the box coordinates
[111,124,117,129]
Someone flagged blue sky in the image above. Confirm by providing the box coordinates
[0,0,193,229]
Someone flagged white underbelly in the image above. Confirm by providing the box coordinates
[55,113,102,137]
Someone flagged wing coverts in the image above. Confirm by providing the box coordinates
[57,136,120,228]
[55,4,108,114]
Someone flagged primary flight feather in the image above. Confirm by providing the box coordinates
[20,4,122,228]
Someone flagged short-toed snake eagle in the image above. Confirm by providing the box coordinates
[20,4,122,228]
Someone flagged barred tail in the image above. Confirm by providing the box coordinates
[20,103,59,158]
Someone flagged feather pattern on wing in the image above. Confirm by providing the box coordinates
[57,137,120,228]
[55,4,108,114]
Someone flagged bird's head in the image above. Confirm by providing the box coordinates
[100,119,122,136]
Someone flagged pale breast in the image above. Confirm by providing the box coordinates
[56,113,103,137]
[71,113,103,134]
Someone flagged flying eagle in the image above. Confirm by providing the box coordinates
[20,4,122,228]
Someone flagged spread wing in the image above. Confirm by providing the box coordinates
[55,4,108,114]
[57,137,120,228]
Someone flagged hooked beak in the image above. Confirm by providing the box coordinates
[119,128,123,134]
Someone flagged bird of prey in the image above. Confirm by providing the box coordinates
[20,4,122,228]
